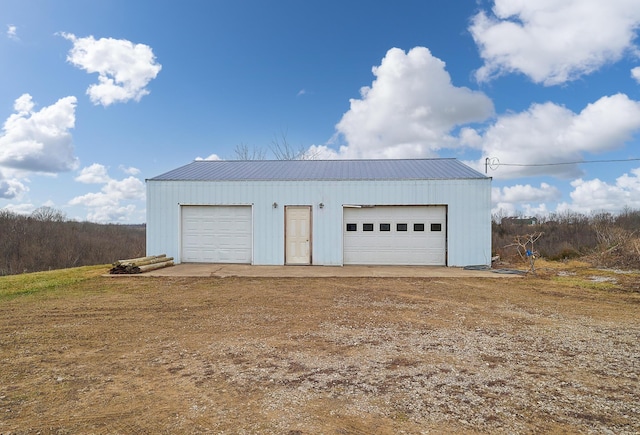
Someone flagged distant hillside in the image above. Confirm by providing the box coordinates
[0,207,145,276]
[1,206,638,276]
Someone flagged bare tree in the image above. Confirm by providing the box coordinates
[232,129,320,161]
[505,232,543,274]
[591,212,627,248]
[233,143,266,160]
[270,130,309,160]
[31,206,66,222]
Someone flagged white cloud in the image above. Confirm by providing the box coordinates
[2,203,36,215]
[119,165,140,175]
[85,204,137,224]
[69,177,144,207]
[0,93,79,173]
[459,127,484,149]
[470,0,640,85]
[558,168,640,214]
[330,47,493,159]
[491,182,560,216]
[493,182,561,204]
[632,66,640,84]
[103,176,146,200]
[491,169,640,216]
[75,163,110,184]
[0,177,28,199]
[61,33,162,106]
[470,94,640,179]
[304,145,340,160]
[13,94,34,114]
[195,154,222,161]
[6,24,18,41]
[69,164,145,223]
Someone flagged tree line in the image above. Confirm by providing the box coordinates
[1,206,638,276]
[0,207,145,276]
[493,208,640,269]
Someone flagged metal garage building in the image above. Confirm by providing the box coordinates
[146,158,492,267]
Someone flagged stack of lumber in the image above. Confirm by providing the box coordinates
[109,254,174,274]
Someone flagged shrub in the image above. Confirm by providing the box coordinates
[493,209,640,269]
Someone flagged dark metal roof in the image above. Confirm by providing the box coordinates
[148,158,488,181]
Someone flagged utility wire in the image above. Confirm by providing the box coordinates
[497,158,640,167]
[485,157,640,173]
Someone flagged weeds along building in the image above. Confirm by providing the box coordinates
[146,158,492,267]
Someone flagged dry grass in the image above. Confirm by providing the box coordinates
[1,265,639,434]
[0,265,108,299]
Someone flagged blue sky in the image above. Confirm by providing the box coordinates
[1,0,640,223]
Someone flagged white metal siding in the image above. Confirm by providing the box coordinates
[343,206,446,265]
[181,205,252,263]
[146,178,491,266]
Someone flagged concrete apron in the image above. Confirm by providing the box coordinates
[120,263,522,278]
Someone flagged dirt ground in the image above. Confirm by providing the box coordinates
[1,266,639,434]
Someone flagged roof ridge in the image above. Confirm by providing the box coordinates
[192,157,458,163]
[149,158,488,181]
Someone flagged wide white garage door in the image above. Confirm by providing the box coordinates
[181,206,252,263]
[343,206,446,265]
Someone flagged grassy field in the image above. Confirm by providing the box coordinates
[1,262,639,434]
[0,265,108,300]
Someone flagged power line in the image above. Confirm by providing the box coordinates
[485,157,640,173]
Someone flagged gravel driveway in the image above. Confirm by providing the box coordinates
[1,269,638,434]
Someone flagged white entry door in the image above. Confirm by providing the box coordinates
[285,206,311,265]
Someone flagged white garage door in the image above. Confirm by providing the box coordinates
[181,206,252,263]
[343,206,446,265]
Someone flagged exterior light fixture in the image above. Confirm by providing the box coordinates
[319,202,324,208]
[272,202,278,208]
